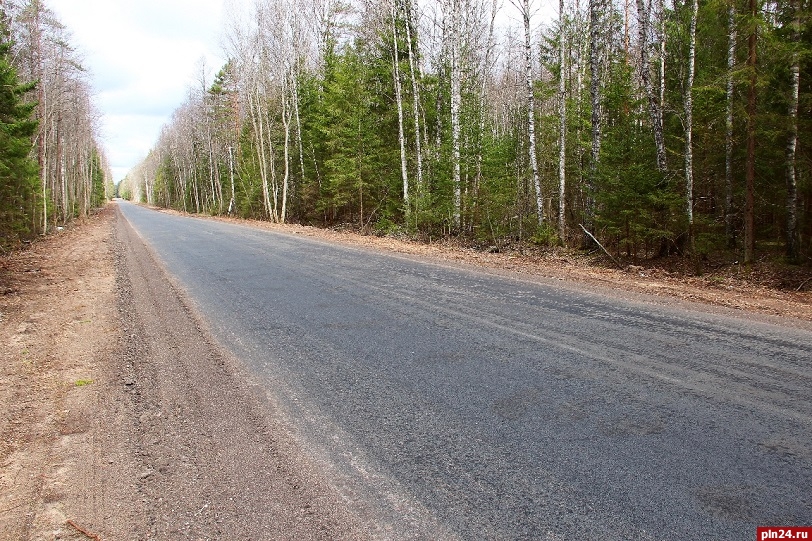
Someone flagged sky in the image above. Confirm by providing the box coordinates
[48,0,557,185]
[49,0,230,184]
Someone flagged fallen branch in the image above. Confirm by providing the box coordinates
[797,276,812,292]
[67,519,104,541]
[579,224,624,270]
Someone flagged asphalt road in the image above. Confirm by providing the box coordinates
[118,202,812,540]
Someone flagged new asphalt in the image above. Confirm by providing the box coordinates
[118,201,812,540]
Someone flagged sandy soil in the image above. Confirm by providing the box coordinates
[0,203,809,539]
[1,206,367,540]
[0,206,131,540]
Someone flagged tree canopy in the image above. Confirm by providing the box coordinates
[122,0,812,265]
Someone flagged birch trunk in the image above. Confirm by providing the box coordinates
[402,0,423,201]
[281,85,292,224]
[475,0,498,207]
[684,0,697,234]
[574,0,585,200]
[725,2,736,247]
[521,0,544,226]
[450,0,462,228]
[558,0,567,241]
[588,0,602,225]
[248,86,273,219]
[657,0,665,115]
[228,145,236,214]
[636,0,667,173]
[392,2,410,211]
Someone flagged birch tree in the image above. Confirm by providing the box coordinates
[587,0,603,226]
[391,0,410,212]
[684,0,697,240]
[636,0,667,173]
[558,0,567,241]
[513,0,544,226]
[450,0,462,227]
[724,0,736,247]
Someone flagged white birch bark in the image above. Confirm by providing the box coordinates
[588,0,602,223]
[281,77,292,224]
[725,1,736,245]
[475,0,498,193]
[684,0,697,230]
[636,0,667,173]
[558,0,567,241]
[391,2,410,210]
[402,0,423,200]
[450,0,462,227]
[517,0,544,225]
[228,145,236,214]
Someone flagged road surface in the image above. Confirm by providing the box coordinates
[117,201,812,540]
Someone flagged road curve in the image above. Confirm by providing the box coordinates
[118,201,812,540]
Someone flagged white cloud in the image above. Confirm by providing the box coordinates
[50,0,229,183]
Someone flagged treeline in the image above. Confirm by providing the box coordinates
[121,0,811,263]
[0,1,113,251]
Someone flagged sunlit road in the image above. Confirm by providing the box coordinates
[119,201,812,540]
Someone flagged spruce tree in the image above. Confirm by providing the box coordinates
[0,12,38,249]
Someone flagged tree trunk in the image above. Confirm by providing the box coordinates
[744,0,757,264]
[33,0,47,233]
[785,0,799,261]
[636,0,667,173]
[402,0,423,208]
[281,84,292,224]
[725,1,736,247]
[558,0,567,242]
[292,71,306,190]
[249,86,273,220]
[475,0,498,227]
[450,0,462,228]
[392,2,410,213]
[684,0,697,242]
[228,145,236,214]
[522,0,544,226]
[587,0,602,227]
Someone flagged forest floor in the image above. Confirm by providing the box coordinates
[0,203,810,539]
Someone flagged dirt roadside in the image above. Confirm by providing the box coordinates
[1,206,368,540]
[1,204,810,540]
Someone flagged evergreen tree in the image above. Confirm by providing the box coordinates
[0,12,38,249]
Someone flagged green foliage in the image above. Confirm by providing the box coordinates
[531,223,560,247]
[0,19,38,249]
[592,58,683,257]
[132,0,812,264]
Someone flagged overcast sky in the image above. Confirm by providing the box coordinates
[48,0,556,185]
[50,0,230,184]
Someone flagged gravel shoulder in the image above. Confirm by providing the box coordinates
[1,205,367,540]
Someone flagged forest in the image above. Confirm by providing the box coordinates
[1,0,808,265]
[0,1,112,252]
[121,0,810,265]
